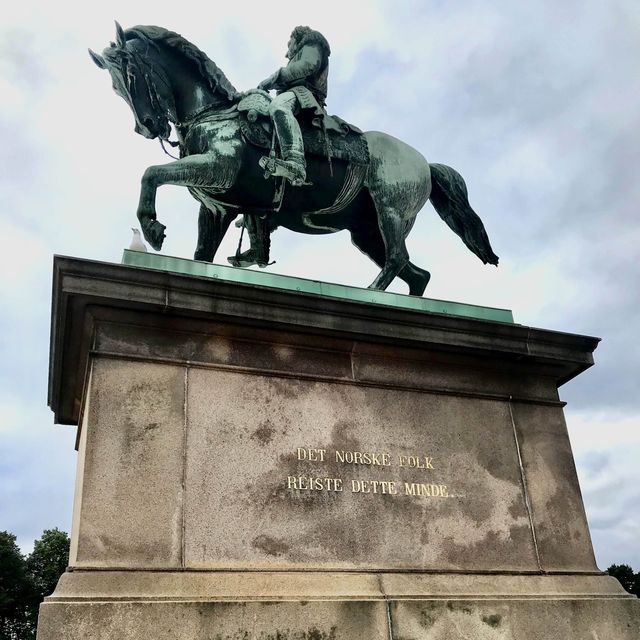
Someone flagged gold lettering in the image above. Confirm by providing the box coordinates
[351,479,400,495]
[297,447,326,462]
[403,482,448,497]
[336,450,393,466]
[288,476,344,492]
[399,454,435,470]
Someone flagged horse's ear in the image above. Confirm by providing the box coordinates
[88,48,106,69]
[115,21,126,48]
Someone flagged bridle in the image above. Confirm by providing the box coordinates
[110,44,175,145]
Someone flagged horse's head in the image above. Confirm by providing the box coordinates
[90,22,173,140]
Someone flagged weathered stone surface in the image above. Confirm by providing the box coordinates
[37,586,640,640]
[45,570,631,601]
[72,359,185,567]
[39,571,640,639]
[511,403,598,571]
[48,257,599,426]
[37,600,389,640]
[184,368,537,571]
[391,598,640,639]
[41,257,640,638]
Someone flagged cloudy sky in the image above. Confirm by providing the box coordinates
[1,1,638,570]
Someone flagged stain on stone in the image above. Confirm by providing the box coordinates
[419,603,440,628]
[252,534,290,556]
[508,499,527,519]
[144,422,160,432]
[208,626,337,640]
[307,626,337,640]
[251,421,276,446]
[482,613,502,628]
[446,601,472,615]
[268,378,300,400]
[329,419,362,453]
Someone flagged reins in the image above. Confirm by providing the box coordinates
[159,138,180,160]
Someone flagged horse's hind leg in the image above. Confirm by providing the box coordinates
[193,203,237,262]
[363,131,431,293]
[399,262,431,296]
[365,208,411,291]
[350,220,431,296]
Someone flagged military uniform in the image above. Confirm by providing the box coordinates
[258,28,330,185]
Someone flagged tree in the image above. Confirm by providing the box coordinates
[607,564,640,597]
[0,529,70,640]
[0,531,33,640]
[25,530,69,605]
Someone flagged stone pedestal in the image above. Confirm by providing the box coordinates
[40,255,640,639]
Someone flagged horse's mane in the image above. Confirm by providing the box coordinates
[124,25,239,101]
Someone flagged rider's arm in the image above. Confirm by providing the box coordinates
[277,45,322,84]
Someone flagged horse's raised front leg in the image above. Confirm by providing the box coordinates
[136,153,236,251]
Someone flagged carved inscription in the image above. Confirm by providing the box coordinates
[287,448,454,498]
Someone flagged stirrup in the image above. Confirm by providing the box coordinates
[259,156,308,186]
[227,249,269,268]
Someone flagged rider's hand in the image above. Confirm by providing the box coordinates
[258,71,280,91]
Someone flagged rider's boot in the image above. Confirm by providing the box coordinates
[260,107,307,186]
[259,153,306,186]
[227,214,271,268]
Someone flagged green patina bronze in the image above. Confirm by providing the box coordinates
[122,250,514,323]
[92,22,500,297]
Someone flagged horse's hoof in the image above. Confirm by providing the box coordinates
[143,220,166,251]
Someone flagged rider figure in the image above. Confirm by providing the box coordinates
[257,26,330,186]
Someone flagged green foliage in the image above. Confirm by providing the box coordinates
[607,564,640,597]
[25,530,70,604]
[0,530,70,640]
[0,531,33,640]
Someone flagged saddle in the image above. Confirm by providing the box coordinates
[237,90,370,166]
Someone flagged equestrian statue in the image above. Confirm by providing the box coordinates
[89,23,499,296]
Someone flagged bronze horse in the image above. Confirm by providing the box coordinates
[90,24,498,295]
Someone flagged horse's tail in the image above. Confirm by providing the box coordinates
[428,163,499,266]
